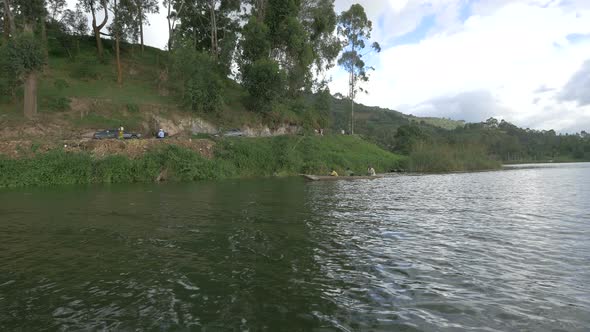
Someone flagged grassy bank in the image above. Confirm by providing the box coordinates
[0,136,406,187]
[408,142,501,173]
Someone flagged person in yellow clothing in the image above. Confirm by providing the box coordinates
[118,126,124,139]
[330,169,339,177]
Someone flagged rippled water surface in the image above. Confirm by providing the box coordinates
[1,163,590,331]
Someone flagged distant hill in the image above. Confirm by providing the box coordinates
[330,95,464,133]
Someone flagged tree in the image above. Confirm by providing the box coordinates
[171,0,240,74]
[62,7,89,55]
[485,117,499,128]
[163,0,184,51]
[314,87,332,129]
[242,58,286,113]
[1,30,45,119]
[78,0,109,59]
[2,0,16,41]
[337,4,380,135]
[171,43,224,113]
[300,0,340,76]
[1,1,7,41]
[134,0,158,53]
[10,0,46,118]
[47,0,67,21]
[394,124,425,154]
[109,0,135,85]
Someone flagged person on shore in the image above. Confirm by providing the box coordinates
[345,168,354,176]
[330,169,339,177]
[368,166,376,176]
[118,126,124,139]
[157,129,165,139]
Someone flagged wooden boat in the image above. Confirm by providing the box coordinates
[301,174,383,181]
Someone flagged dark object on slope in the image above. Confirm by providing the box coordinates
[93,129,142,139]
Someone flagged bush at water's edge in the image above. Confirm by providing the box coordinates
[408,142,501,173]
[0,136,407,187]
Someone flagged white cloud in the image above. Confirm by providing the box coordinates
[329,0,590,132]
[558,59,590,106]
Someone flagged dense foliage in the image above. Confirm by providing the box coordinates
[0,136,406,187]
[170,45,224,113]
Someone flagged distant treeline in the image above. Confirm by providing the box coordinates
[329,97,590,169]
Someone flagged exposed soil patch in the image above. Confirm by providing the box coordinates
[0,138,215,160]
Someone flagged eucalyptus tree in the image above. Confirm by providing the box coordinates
[239,0,340,110]
[134,0,158,53]
[109,0,135,84]
[78,0,109,59]
[172,0,240,74]
[300,0,340,73]
[5,0,46,118]
[1,2,5,41]
[337,4,380,135]
[163,0,185,51]
[62,7,88,54]
[2,0,16,40]
[47,0,66,21]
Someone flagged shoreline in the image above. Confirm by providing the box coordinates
[0,136,407,188]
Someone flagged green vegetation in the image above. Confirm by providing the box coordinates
[216,135,406,177]
[1,0,588,184]
[331,97,590,168]
[408,142,501,173]
[0,136,406,187]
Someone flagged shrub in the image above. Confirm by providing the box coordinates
[171,47,224,113]
[42,96,71,112]
[242,59,286,113]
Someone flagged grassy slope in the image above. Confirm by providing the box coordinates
[1,36,464,134]
[0,135,407,187]
[0,37,265,133]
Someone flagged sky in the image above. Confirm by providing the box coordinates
[65,0,590,132]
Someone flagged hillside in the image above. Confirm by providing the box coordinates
[331,96,464,133]
[0,36,463,143]
[0,37,268,141]
[2,36,587,173]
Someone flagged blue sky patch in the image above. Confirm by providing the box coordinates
[459,0,473,22]
[566,33,590,44]
[390,14,436,47]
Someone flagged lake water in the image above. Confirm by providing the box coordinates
[1,163,589,331]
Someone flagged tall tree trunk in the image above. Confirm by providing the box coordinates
[116,33,122,85]
[41,15,48,58]
[2,10,9,41]
[255,0,266,20]
[3,0,15,39]
[350,72,354,135]
[167,0,186,52]
[114,0,122,85]
[90,1,109,59]
[209,0,217,58]
[24,71,38,119]
[137,0,144,54]
[167,1,172,51]
[139,12,144,53]
[23,23,37,119]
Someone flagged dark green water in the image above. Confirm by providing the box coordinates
[1,163,590,331]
